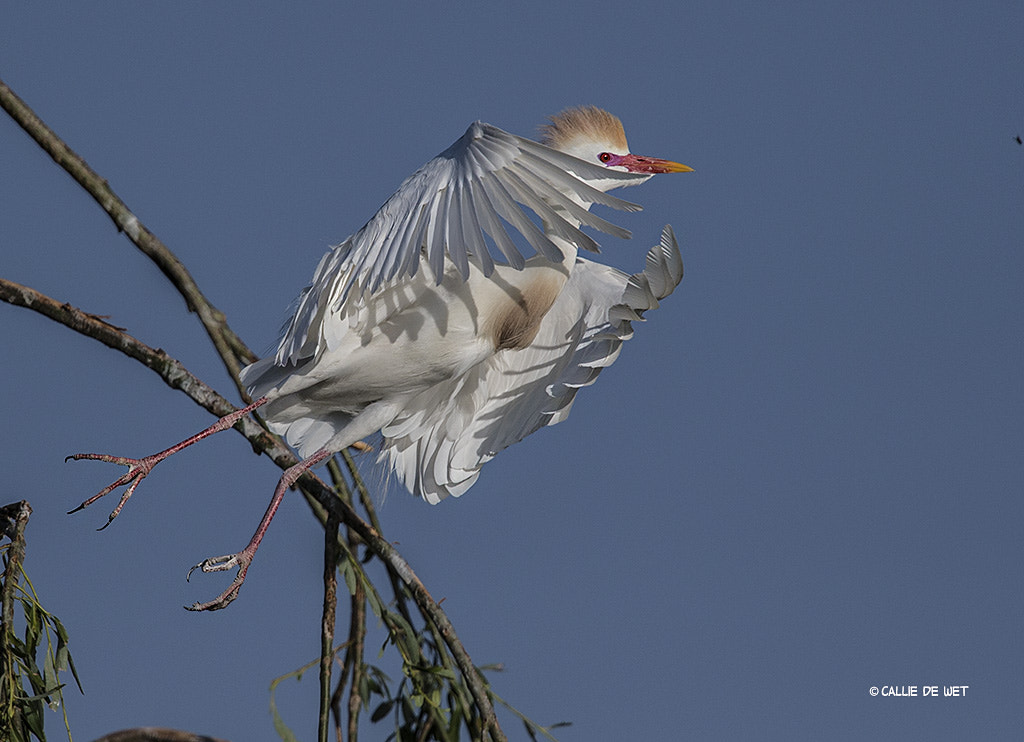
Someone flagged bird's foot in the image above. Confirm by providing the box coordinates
[65,452,161,529]
[185,551,252,611]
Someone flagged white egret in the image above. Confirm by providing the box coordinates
[70,106,691,610]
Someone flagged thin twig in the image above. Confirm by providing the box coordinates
[320,508,341,742]
[345,579,365,742]
[325,460,367,742]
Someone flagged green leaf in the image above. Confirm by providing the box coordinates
[339,559,357,596]
[10,720,28,742]
[54,643,68,674]
[51,617,70,645]
[425,666,456,680]
[270,707,300,742]
[363,675,383,698]
[43,648,58,709]
[370,699,395,722]
[384,613,421,664]
[21,597,42,653]
[20,686,66,704]
[8,633,31,659]
[24,696,46,741]
[268,682,300,742]
[364,581,385,619]
[447,702,463,738]
[22,655,46,696]
[64,650,83,695]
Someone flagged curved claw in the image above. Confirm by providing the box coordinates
[66,453,157,525]
[185,551,252,612]
[187,553,242,581]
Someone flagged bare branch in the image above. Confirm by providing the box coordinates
[0,75,254,396]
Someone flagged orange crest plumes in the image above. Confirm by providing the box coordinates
[538,106,629,152]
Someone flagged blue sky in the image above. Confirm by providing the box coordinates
[2,3,1023,740]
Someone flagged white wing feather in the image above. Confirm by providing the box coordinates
[274,122,647,366]
[380,225,683,504]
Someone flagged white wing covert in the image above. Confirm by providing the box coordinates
[381,225,684,504]
[274,122,649,366]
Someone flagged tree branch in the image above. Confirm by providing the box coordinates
[0,276,505,741]
[0,75,255,396]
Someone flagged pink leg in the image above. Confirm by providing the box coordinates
[67,397,269,528]
[184,447,333,611]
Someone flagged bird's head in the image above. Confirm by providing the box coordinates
[539,106,692,188]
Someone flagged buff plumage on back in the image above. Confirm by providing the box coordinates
[538,106,630,152]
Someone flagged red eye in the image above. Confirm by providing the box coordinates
[598,152,613,163]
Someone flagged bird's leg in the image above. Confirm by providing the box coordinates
[183,398,403,611]
[67,396,270,528]
[185,447,333,611]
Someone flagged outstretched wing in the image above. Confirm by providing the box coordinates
[381,225,684,504]
[274,121,648,366]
